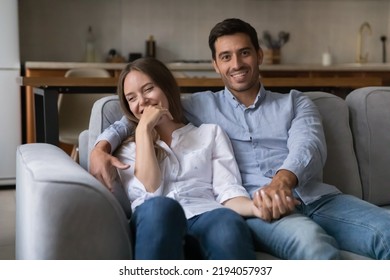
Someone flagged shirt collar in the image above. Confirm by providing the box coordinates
[223,84,266,109]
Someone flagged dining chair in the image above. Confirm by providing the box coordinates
[58,68,114,161]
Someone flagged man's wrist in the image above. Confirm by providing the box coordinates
[94,140,112,154]
[274,169,298,190]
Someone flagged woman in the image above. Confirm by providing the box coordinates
[115,57,262,260]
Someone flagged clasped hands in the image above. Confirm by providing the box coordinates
[251,172,301,222]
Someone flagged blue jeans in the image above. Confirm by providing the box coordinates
[131,197,256,260]
[247,193,390,259]
[187,208,256,260]
[131,197,187,259]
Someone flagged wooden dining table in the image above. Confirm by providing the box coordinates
[18,75,383,146]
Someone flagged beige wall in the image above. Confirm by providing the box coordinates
[19,0,390,64]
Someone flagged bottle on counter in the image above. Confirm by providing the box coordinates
[322,47,332,66]
[145,35,156,58]
[85,26,96,62]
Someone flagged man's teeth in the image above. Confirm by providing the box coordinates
[231,71,246,77]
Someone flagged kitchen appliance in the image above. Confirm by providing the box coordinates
[0,0,21,185]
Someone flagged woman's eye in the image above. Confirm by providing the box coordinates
[127,96,135,102]
[144,86,153,93]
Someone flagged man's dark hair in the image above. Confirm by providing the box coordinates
[208,18,260,60]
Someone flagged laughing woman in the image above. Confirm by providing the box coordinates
[115,57,262,260]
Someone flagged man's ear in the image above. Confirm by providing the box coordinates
[258,48,264,65]
[212,59,220,74]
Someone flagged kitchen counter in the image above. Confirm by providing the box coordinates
[24,61,127,70]
[25,60,390,71]
[21,61,389,144]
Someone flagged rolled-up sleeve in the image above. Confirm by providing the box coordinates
[279,92,327,187]
[95,116,133,153]
[115,143,164,211]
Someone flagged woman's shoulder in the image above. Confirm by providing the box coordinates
[192,123,226,136]
[193,122,220,129]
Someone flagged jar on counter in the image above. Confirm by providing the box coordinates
[145,35,156,58]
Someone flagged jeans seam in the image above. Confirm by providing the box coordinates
[312,211,390,259]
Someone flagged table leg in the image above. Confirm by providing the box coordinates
[33,87,59,145]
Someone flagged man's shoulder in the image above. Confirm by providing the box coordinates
[265,88,308,103]
[266,88,303,98]
[181,90,223,103]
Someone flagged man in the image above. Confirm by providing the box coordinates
[90,18,390,259]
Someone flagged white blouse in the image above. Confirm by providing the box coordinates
[115,123,249,219]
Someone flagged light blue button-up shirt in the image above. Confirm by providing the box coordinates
[97,85,340,204]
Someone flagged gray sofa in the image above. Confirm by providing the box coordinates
[15,87,390,260]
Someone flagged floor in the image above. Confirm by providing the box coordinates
[0,186,16,260]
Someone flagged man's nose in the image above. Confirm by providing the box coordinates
[231,55,243,68]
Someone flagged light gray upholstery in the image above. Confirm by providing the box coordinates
[79,95,133,219]
[308,92,362,198]
[346,87,390,206]
[78,130,89,170]
[16,143,132,260]
[16,89,390,260]
[86,95,124,171]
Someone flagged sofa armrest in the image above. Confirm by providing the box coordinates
[78,129,89,171]
[16,143,132,259]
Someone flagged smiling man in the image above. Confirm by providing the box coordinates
[90,18,390,260]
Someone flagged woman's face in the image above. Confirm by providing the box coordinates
[123,69,169,120]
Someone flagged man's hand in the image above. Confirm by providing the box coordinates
[253,169,301,221]
[89,140,130,191]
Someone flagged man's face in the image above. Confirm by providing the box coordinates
[212,33,263,97]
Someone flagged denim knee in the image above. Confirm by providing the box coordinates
[246,214,340,260]
[197,208,256,259]
[211,209,251,242]
[131,197,187,259]
[136,196,185,225]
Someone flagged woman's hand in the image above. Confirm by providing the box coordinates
[134,104,171,193]
[137,104,173,133]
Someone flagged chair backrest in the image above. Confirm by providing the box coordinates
[346,87,390,205]
[58,68,113,145]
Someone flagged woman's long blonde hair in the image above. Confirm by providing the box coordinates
[117,57,185,160]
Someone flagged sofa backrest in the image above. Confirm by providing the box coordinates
[346,87,390,206]
[305,92,362,198]
[83,95,124,170]
[83,91,363,199]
